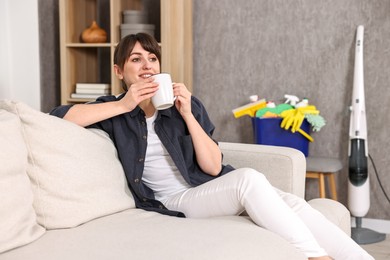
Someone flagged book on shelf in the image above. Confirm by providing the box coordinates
[74,83,111,97]
[75,83,110,90]
[76,88,111,94]
[70,93,104,99]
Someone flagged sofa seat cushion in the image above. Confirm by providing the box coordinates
[0,209,307,260]
[0,110,45,253]
[0,100,135,229]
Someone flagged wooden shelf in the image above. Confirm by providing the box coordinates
[59,0,192,105]
[65,43,112,47]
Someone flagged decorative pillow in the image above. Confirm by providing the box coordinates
[0,110,45,253]
[0,100,135,229]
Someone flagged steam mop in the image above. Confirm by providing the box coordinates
[348,25,386,244]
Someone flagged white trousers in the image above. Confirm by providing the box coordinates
[162,168,374,259]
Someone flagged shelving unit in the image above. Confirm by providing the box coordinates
[59,0,192,105]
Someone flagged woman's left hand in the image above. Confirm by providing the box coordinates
[173,83,192,118]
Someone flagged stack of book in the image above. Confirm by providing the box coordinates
[71,83,111,99]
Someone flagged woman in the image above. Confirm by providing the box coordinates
[50,33,373,260]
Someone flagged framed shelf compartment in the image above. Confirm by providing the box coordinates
[59,0,192,105]
[64,45,111,103]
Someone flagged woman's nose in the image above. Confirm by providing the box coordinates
[143,60,152,70]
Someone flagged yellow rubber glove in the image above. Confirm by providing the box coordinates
[292,106,320,132]
[280,109,295,130]
[280,108,315,142]
[281,109,304,133]
[292,111,305,133]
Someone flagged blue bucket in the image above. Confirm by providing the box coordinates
[252,117,310,157]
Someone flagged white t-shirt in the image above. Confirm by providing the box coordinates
[142,111,191,203]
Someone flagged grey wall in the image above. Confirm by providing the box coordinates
[193,0,390,220]
[38,0,60,112]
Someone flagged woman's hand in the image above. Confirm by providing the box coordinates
[173,83,192,119]
[120,76,159,112]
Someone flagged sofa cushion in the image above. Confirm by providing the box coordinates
[0,100,135,229]
[0,209,307,260]
[0,110,45,253]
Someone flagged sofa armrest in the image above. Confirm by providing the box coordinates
[219,142,306,198]
[308,198,351,236]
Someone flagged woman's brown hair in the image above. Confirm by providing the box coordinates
[114,33,161,91]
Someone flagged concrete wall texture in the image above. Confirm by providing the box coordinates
[193,0,390,220]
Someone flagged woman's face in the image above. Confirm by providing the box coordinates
[118,41,160,86]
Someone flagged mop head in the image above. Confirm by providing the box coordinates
[305,114,326,132]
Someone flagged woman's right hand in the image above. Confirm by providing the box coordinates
[120,76,159,112]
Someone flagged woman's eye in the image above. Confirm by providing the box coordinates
[149,57,158,62]
[131,58,140,62]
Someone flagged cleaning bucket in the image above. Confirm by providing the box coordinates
[252,117,310,156]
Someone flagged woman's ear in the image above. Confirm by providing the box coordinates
[114,64,123,80]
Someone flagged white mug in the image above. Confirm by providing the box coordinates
[152,73,175,110]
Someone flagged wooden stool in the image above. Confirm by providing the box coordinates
[306,156,342,201]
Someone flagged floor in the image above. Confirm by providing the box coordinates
[350,218,390,259]
[360,235,390,260]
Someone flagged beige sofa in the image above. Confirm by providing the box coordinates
[0,100,350,260]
